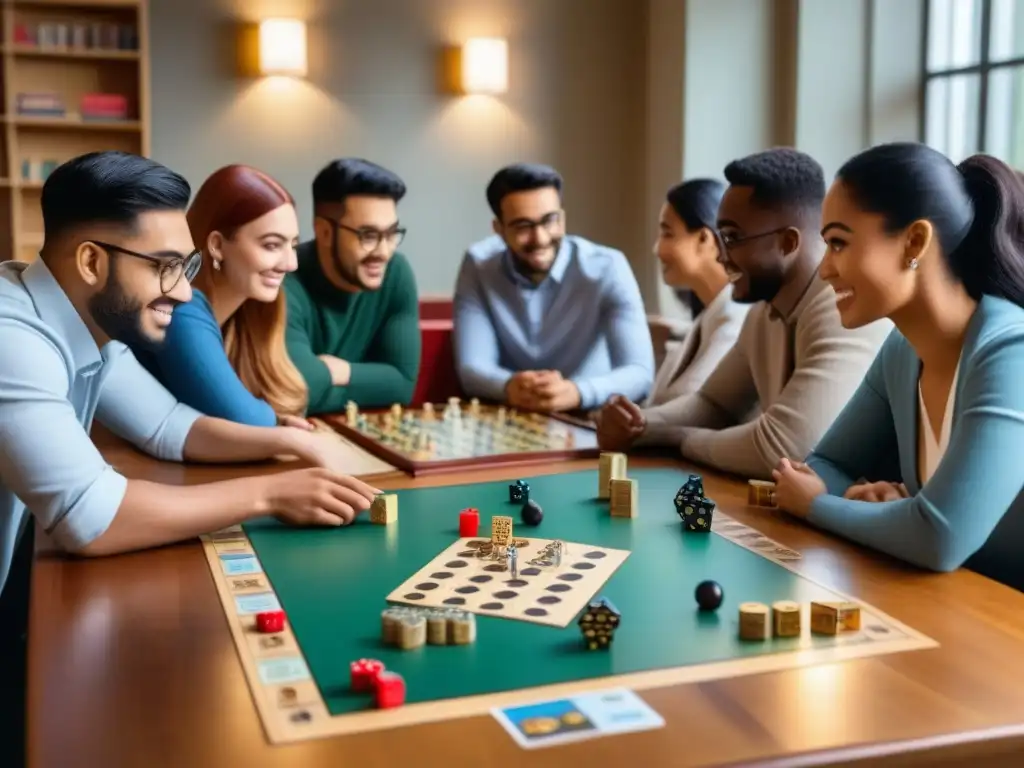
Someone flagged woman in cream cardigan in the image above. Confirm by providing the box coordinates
[595,179,749,448]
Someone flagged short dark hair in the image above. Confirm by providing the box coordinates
[837,142,1024,306]
[41,151,191,241]
[665,178,726,318]
[485,163,563,218]
[723,147,826,216]
[312,158,407,209]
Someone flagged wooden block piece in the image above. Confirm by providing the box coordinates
[370,493,398,524]
[772,600,801,637]
[426,610,448,645]
[491,515,513,546]
[810,601,860,634]
[397,614,426,649]
[738,601,770,641]
[748,479,777,507]
[609,478,638,518]
[446,610,476,644]
[598,452,628,499]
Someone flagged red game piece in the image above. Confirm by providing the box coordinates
[459,508,480,537]
[349,658,385,691]
[256,610,286,633]
[375,670,406,708]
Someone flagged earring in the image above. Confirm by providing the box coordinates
[907,257,919,271]
[213,259,221,271]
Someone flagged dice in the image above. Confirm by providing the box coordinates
[509,479,529,503]
[682,497,716,532]
[681,474,704,498]
[349,658,384,691]
[375,670,406,708]
[256,610,286,634]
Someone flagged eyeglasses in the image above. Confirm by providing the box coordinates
[89,240,202,294]
[718,227,789,252]
[506,212,563,241]
[320,217,407,252]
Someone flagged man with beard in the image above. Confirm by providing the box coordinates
[0,151,380,757]
[284,158,420,413]
[594,148,891,480]
[452,163,653,412]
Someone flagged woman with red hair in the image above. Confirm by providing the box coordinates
[132,164,308,426]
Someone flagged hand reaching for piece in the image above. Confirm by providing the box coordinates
[772,457,827,517]
[595,394,645,451]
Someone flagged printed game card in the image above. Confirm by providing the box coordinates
[492,688,664,749]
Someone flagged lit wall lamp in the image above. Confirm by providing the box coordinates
[249,18,306,77]
[441,37,508,95]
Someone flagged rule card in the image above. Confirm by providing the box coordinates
[492,688,664,749]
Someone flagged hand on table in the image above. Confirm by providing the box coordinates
[771,458,827,517]
[264,468,379,526]
[318,354,352,386]
[595,394,645,451]
[844,480,909,503]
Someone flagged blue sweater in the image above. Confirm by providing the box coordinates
[805,294,1024,592]
[132,290,278,427]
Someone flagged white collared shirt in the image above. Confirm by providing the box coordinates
[0,258,202,594]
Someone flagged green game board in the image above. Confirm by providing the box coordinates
[213,468,935,743]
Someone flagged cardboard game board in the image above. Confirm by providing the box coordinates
[201,468,939,746]
[386,537,630,628]
[321,402,599,475]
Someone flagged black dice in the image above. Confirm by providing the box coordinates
[509,479,529,503]
[674,486,715,532]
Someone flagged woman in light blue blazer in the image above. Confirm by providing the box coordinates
[772,144,1024,592]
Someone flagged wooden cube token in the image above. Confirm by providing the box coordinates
[609,478,637,518]
[738,602,770,640]
[810,601,862,633]
[598,452,627,499]
[772,600,802,637]
[748,479,777,507]
[491,515,513,546]
[370,493,398,524]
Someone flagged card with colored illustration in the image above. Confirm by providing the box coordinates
[492,688,664,749]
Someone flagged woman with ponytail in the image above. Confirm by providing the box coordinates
[132,165,309,427]
[771,143,1024,591]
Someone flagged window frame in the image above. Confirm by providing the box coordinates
[920,0,1024,152]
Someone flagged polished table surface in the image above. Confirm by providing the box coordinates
[27,427,1024,767]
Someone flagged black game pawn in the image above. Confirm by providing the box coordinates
[695,580,724,611]
[520,499,543,526]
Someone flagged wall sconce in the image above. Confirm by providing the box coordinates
[257,18,307,76]
[440,37,508,95]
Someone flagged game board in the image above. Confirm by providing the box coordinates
[201,468,938,746]
[319,401,599,475]
[386,537,630,627]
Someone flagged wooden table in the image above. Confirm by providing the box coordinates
[27,428,1024,767]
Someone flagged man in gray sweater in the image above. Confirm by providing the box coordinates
[596,148,891,480]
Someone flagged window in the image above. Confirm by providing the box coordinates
[923,0,1024,167]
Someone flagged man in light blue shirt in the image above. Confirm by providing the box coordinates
[0,152,382,603]
[453,163,654,412]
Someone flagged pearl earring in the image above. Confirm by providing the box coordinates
[213,259,221,271]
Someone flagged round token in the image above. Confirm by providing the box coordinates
[521,500,543,526]
[695,580,724,611]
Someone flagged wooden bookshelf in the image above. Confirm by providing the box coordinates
[0,0,149,263]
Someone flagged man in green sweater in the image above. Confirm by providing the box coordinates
[285,158,421,414]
